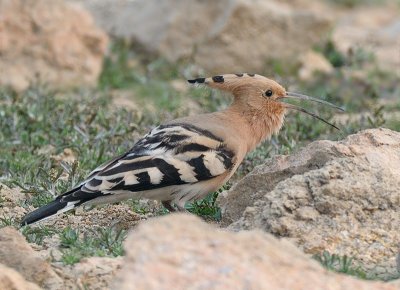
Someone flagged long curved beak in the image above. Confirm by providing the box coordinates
[284,103,340,130]
[282,92,343,130]
[285,92,344,111]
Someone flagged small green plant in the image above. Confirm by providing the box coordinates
[329,0,362,8]
[367,105,386,127]
[129,200,153,215]
[60,226,127,265]
[186,185,230,221]
[317,40,346,68]
[386,118,400,132]
[326,0,386,8]
[11,162,87,209]
[313,251,368,279]
[60,226,79,247]
[99,40,143,90]
[0,85,145,212]
[0,216,16,227]
[21,225,59,245]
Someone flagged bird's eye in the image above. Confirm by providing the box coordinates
[265,90,273,97]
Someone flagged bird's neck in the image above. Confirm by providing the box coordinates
[224,101,285,152]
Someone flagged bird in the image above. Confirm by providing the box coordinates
[21,73,343,225]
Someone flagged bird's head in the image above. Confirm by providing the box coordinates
[188,73,343,130]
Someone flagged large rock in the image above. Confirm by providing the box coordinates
[68,0,332,74]
[0,264,42,290]
[0,227,63,289]
[221,128,400,279]
[113,214,398,290]
[218,139,340,225]
[0,0,108,91]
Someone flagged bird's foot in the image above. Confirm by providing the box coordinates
[176,204,189,213]
[162,201,176,212]
[162,201,189,213]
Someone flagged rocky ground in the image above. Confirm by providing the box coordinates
[1,129,400,289]
[0,0,400,289]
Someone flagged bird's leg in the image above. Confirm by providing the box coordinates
[175,203,189,212]
[162,201,176,212]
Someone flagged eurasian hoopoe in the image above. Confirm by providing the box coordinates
[21,73,342,225]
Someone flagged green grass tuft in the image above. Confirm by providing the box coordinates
[0,86,144,212]
[313,251,368,279]
[186,185,230,221]
[0,216,17,228]
[21,225,59,245]
[60,227,127,265]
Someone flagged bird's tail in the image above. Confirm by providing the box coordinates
[21,188,84,226]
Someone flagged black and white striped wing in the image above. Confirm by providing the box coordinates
[59,123,235,204]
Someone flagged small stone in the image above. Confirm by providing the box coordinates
[51,148,77,164]
[295,207,320,221]
[298,51,334,81]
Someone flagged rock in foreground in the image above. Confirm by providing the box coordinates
[220,128,400,279]
[113,214,397,290]
[0,227,63,289]
[0,264,42,290]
